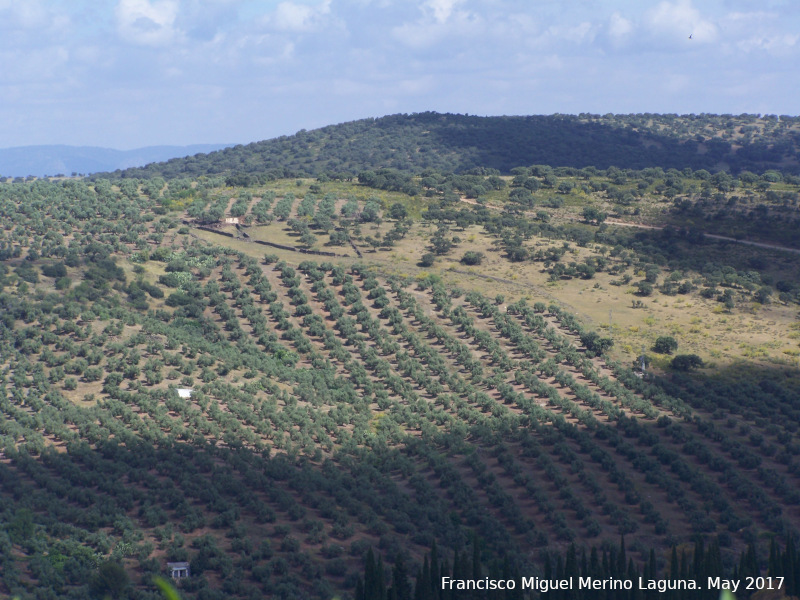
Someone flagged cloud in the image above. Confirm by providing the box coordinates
[115,0,180,46]
[176,0,242,41]
[0,1,71,42]
[3,0,800,149]
[548,21,594,45]
[720,11,800,55]
[424,0,464,24]
[647,0,718,43]
[608,12,633,39]
[391,0,482,49]
[0,1,48,28]
[737,32,798,53]
[272,0,332,32]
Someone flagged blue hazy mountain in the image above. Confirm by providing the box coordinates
[0,144,231,178]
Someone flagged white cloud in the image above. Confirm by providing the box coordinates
[719,11,800,55]
[3,0,800,148]
[424,0,464,24]
[0,1,71,42]
[391,0,482,49]
[0,1,48,28]
[252,41,297,65]
[115,0,181,46]
[608,12,633,39]
[647,0,718,43]
[557,21,594,44]
[737,32,798,53]
[176,0,242,41]
[273,0,332,32]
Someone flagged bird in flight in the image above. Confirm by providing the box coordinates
[688,33,693,39]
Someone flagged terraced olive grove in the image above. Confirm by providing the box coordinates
[1,151,800,599]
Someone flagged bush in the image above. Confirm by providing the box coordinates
[671,354,704,371]
[652,336,678,354]
[90,562,129,599]
[41,262,67,278]
[460,251,484,266]
[15,263,39,283]
[754,286,773,304]
[419,253,435,267]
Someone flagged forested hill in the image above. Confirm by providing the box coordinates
[108,112,800,180]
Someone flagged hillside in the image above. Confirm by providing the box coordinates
[106,112,800,181]
[1,169,800,599]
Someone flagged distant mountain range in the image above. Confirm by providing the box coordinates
[0,144,231,178]
[104,112,800,181]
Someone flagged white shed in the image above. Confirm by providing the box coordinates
[167,562,190,579]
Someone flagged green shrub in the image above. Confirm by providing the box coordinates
[671,354,704,371]
[652,336,678,354]
[460,251,484,266]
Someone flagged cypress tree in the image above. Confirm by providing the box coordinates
[452,549,462,583]
[440,558,450,600]
[669,546,678,578]
[649,548,657,580]
[737,547,747,580]
[430,541,440,600]
[414,555,430,600]
[590,547,600,578]
[391,554,412,600]
[768,538,779,576]
[704,538,722,581]
[471,532,481,580]
[554,555,565,600]
[356,577,365,600]
[377,554,387,600]
[692,538,704,580]
[555,555,564,580]
[365,548,380,600]
[744,543,757,579]
[784,537,796,596]
[617,536,626,578]
[628,558,642,600]
[565,544,578,579]
[679,549,689,580]
[580,547,588,580]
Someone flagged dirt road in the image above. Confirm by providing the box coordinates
[459,198,800,255]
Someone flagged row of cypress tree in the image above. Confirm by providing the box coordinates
[355,536,800,600]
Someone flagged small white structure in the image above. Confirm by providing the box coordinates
[177,388,193,399]
[167,562,190,579]
[224,217,240,225]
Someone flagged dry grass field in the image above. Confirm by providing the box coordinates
[192,197,799,373]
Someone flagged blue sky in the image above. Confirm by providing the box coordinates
[1,0,798,149]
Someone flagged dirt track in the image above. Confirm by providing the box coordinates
[459,198,800,255]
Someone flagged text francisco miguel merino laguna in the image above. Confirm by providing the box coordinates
[440,575,744,593]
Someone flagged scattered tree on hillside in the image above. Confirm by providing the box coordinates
[653,336,678,355]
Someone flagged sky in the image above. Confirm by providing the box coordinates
[1,0,798,149]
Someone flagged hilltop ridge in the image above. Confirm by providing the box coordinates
[107,112,800,180]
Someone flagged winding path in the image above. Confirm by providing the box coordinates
[459,198,800,255]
